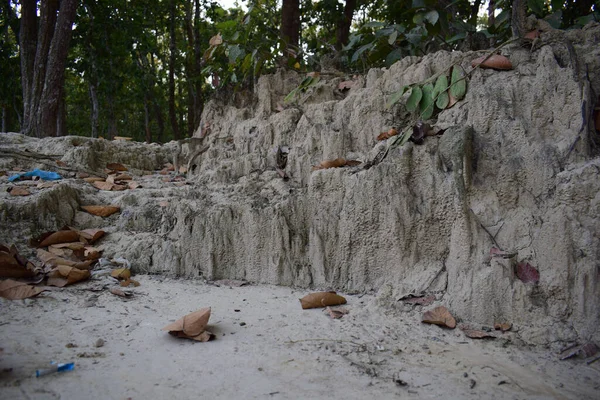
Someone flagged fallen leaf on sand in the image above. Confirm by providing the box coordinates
[47,265,90,287]
[78,229,105,244]
[0,279,45,300]
[300,291,347,309]
[111,184,128,191]
[111,268,131,280]
[0,251,36,279]
[81,205,120,217]
[110,287,132,297]
[39,230,80,247]
[422,306,456,329]
[37,181,56,189]
[377,128,398,141]
[92,181,114,191]
[325,306,349,319]
[120,278,140,287]
[162,307,215,342]
[50,242,85,251]
[494,322,512,332]
[461,328,496,339]
[83,177,105,183]
[106,163,128,171]
[8,187,30,196]
[516,262,540,284]
[312,158,347,171]
[37,249,94,270]
[114,174,132,181]
[400,294,436,306]
[128,181,141,189]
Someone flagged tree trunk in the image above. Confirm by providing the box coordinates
[511,0,527,38]
[89,81,99,138]
[2,106,6,132]
[281,0,300,60]
[19,0,37,129]
[56,87,68,136]
[488,0,495,27]
[144,96,152,143]
[168,0,180,140]
[152,100,165,143]
[335,0,357,50]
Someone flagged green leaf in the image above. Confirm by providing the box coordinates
[420,83,434,120]
[284,88,299,103]
[364,21,386,28]
[406,86,422,112]
[424,10,439,25]
[436,90,449,109]
[550,0,563,11]
[343,34,362,51]
[388,30,398,45]
[413,13,424,25]
[433,75,449,109]
[527,0,544,17]
[351,42,374,63]
[450,66,466,100]
[386,86,406,108]
[385,48,403,67]
[228,44,244,64]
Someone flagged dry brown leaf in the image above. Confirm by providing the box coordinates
[47,246,74,258]
[422,306,456,329]
[93,181,114,191]
[345,160,362,167]
[106,175,115,184]
[325,306,349,319]
[37,181,56,189]
[84,247,101,260]
[128,181,141,190]
[0,251,36,279]
[377,128,398,141]
[50,242,85,251]
[471,54,513,70]
[111,184,128,191]
[462,328,496,339]
[8,187,30,196]
[114,174,132,181]
[106,163,128,171]
[81,205,121,217]
[120,278,140,287]
[47,265,90,287]
[77,172,90,179]
[111,268,131,280]
[78,229,105,244]
[0,279,45,300]
[162,307,214,341]
[39,230,80,248]
[312,158,347,171]
[179,166,188,174]
[447,90,458,109]
[37,249,94,270]
[338,80,354,90]
[83,177,105,183]
[494,322,512,332]
[300,292,347,309]
[159,201,169,207]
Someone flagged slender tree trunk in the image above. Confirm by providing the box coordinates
[335,0,357,50]
[144,96,151,143]
[107,95,118,140]
[152,100,165,143]
[193,0,203,128]
[56,87,68,136]
[488,0,495,26]
[2,106,6,132]
[511,0,527,38]
[168,0,180,139]
[280,0,300,60]
[89,81,99,138]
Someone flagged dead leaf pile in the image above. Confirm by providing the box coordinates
[85,162,140,191]
[0,244,41,279]
[300,291,347,309]
[162,307,215,342]
[422,306,456,329]
[312,158,361,171]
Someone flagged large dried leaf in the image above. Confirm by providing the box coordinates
[312,158,347,171]
[37,249,94,270]
[162,307,214,342]
[50,242,85,251]
[300,292,347,309]
[471,54,513,70]
[78,229,105,244]
[8,187,30,196]
[93,181,114,191]
[462,328,496,339]
[83,177,105,183]
[0,251,36,279]
[39,230,80,247]
[106,163,128,171]
[422,306,456,329]
[81,205,120,217]
[47,265,90,287]
[0,279,45,300]
[111,268,131,280]
[516,262,540,284]
[114,174,132,181]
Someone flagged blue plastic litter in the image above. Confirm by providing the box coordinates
[35,362,74,377]
[8,169,62,182]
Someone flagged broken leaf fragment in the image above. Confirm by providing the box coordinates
[516,262,540,284]
[78,229,105,244]
[494,322,512,332]
[81,205,120,217]
[8,187,30,196]
[110,287,132,297]
[324,306,349,319]
[47,265,90,287]
[461,326,496,339]
[162,307,215,342]
[92,181,114,191]
[106,163,128,172]
[300,291,347,309]
[422,306,456,329]
[0,279,45,300]
[400,294,435,306]
[377,128,398,141]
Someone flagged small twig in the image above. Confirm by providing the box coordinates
[286,338,364,347]
[586,354,600,365]
[470,208,502,250]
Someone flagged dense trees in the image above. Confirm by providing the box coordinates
[0,0,597,141]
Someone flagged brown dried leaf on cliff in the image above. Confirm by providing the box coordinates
[460,325,497,339]
[300,292,347,309]
[92,181,114,191]
[377,128,398,141]
[81,205,120,217]
[399,294,435,306]
[0,279,45,300]
[471,54,513,70]
[38,230,80,247]
[312,158,359,170]
[78,229,105,244]
[8,187,30,196]
[106,163,128,172]
[324,306,349,319]
[47,265,91,287]
[516,262,540,284]
[494,322,512,332]
[422,306,456,329]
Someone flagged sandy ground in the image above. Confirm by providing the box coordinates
[0,276,598,400]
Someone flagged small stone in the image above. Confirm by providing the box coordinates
[240,322,246,326]
[65,343,78,348]
[95,338,105,348]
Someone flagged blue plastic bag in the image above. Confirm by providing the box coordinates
[8,169,62,182]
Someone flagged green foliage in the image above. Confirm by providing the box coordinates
[405,86,422,113]
[284,74,321,103]
[433,75,449,109]
[450,66,467,100]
